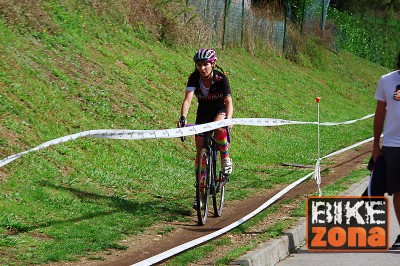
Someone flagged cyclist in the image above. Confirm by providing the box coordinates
[178,48,233,208]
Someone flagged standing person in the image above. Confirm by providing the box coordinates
[372,50,400,250]
[178,48,233,209]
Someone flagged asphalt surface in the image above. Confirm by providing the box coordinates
[232,177,400,266]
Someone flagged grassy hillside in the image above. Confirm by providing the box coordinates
[0,0,390,264]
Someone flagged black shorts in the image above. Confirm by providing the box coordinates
[195,108,226,137]
[382,146,400,195]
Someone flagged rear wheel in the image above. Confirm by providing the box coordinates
[196,147,211,225]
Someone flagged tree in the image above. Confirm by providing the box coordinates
[251,0,303,22]
[330,0,400,19]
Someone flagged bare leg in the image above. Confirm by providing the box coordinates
[393,192,400,227]
[195,135,204,158]
[213,113,229,159]
[391,192,400,249]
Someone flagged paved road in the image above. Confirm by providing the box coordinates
[277,194,400,266]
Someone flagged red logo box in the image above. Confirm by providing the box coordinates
[306,196,389,252]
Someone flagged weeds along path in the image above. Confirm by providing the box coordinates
[47,142,372,266]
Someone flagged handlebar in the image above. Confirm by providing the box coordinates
[179,116,186,142]
[178,122,231,143]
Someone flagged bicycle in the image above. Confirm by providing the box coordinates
[179,119,230,225]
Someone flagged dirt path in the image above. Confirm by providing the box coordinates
[49,142,372,266]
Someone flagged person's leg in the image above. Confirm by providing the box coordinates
[194,114,206,184]
[193,135,205,209]
[213,113,232,175]
[382,146,400,249]
[195,135,204,158]
[195,135,205,181]
[393,192,400,226]
[392,192,400,249]
[214,127,229,159]
[213,113,229,158]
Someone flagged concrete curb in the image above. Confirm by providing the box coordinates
[231,177,370,266]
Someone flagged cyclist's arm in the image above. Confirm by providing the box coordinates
[181,90,194,118]
[224,96,233,119]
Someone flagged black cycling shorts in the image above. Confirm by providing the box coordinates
[195,108,226,137]
[382,146,400,195]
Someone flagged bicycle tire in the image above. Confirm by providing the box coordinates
[196,147,211,225]
[213,171,225,217]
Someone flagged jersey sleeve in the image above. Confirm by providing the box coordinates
[222,75,232,97]
[186,86,195,92]
[374,76,386,102]
[186,72,197,92]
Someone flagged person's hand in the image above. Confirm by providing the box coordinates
[372,146,382,162]
[177,116,186,128]
[225,117,233,130]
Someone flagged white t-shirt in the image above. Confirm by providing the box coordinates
[375,70,400,147]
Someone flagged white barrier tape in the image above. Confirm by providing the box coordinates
[311,136,376,196]
[317,113,374,126]
[132,135,374,265]
[131,172,314,266]
[0,115,373,168]
[313,159,322,196]
[321,137,374,160]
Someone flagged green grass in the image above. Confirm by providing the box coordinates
[0,0,391,265]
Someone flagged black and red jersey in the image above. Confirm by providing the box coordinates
[186,69,231,118]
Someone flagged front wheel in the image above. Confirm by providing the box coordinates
[196,148,211,225]
[213,171,225,217]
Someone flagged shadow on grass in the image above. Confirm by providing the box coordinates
[7,180,191,234]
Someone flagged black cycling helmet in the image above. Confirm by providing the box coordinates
[193,48,217,63]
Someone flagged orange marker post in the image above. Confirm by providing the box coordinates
[314,97,322,195]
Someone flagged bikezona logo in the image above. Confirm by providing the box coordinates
[306,196,389,251]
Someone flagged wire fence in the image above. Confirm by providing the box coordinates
[186,0,330,51]
[302,0,331,32]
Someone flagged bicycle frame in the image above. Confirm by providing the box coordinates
[202,132,217,189]
[178,122,230,225]
[196,128,230,225]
